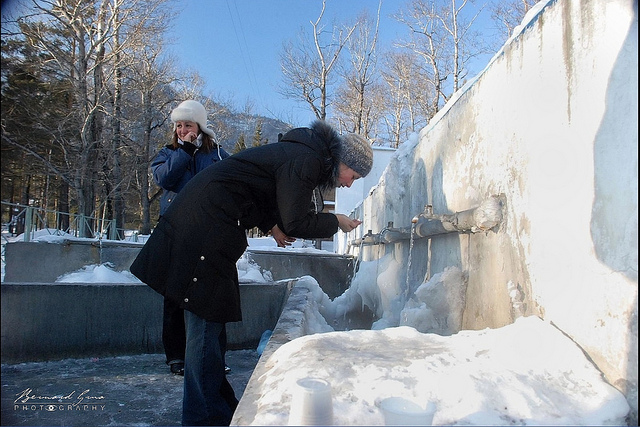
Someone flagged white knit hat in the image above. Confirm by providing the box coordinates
[170,100,215,138]
[340,133,373,177]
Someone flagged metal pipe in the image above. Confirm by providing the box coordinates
[349,195,503,247]
[351,222,413,246]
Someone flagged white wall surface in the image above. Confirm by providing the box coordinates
[347,0,638,422]
[334,146,396,253]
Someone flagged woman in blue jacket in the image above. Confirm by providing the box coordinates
[151,100,230,376]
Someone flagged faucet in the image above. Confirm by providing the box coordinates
[413,196,503,237]
[349,221,412,246]
[413,204,435,223]
[349,195,503,247]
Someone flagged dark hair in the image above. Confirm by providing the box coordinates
[170,125,216,152]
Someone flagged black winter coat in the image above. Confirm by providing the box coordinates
[130,120,342,323]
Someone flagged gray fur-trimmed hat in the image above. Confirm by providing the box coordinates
[170,100,215,138]
[340,133,373,177]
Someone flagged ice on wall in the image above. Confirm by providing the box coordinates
[294,259,468,336]
[399,266,468,335]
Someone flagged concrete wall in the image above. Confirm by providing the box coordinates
[246,250,354,299]
[3,242,354,298]
[334,147,397,254]
[0,280,292,363]
[3,240,142,283]
[1,241,354,362]
[347,0,637,423]
[233,285,312,426]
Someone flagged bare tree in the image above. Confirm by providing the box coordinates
[334,5,382,139]
[104,0,172,237]
[490,0,540,40]
[439,0,486,93]
[1,19,76,222]
[7,0,116,236]
[379,51,431,147]
[395,0,487,118]
[125,42,176,234]
[1,0,180,235]
[395,0,445,117]
[2,0,169,236]
[279,0,357,121]
[108,0,125,237]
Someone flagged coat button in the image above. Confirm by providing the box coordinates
[200,256,205,260]
[184,298,189,303]
[192,277,197,282]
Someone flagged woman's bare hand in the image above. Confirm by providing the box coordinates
[271,225,296,247]
[336,214,362,233]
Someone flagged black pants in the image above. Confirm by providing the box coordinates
[163,297,186,364]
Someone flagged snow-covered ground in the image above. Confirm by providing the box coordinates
[1,228,632,425]
[246,315,629,426]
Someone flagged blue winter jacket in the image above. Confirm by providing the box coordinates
[152,143,230,216]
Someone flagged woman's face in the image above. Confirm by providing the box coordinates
[175,120,200,141]
[336,163,362,188]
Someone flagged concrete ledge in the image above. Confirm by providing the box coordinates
[2,241,353,364]
[228,280,296,350]
[3,240,143,282]
[1,281,292,363]
[232,284,311,425]
[246,250,354,299]
[3,243,355,299]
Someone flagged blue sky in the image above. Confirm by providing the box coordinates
[166,0,409,126]
[1,0,499,126]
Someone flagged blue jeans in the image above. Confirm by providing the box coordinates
[182,310,238,426]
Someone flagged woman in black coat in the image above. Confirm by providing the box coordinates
[130,120,373,426]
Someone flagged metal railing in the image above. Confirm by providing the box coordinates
[1,202,144,278]
[1,201,135,243]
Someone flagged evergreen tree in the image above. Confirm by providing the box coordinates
[252,120,264,147]
[233,134,247,153]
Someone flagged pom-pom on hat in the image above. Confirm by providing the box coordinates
[340,133,373,177]
[170,100,215,138]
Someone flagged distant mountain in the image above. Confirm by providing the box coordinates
[216,112,294,151]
